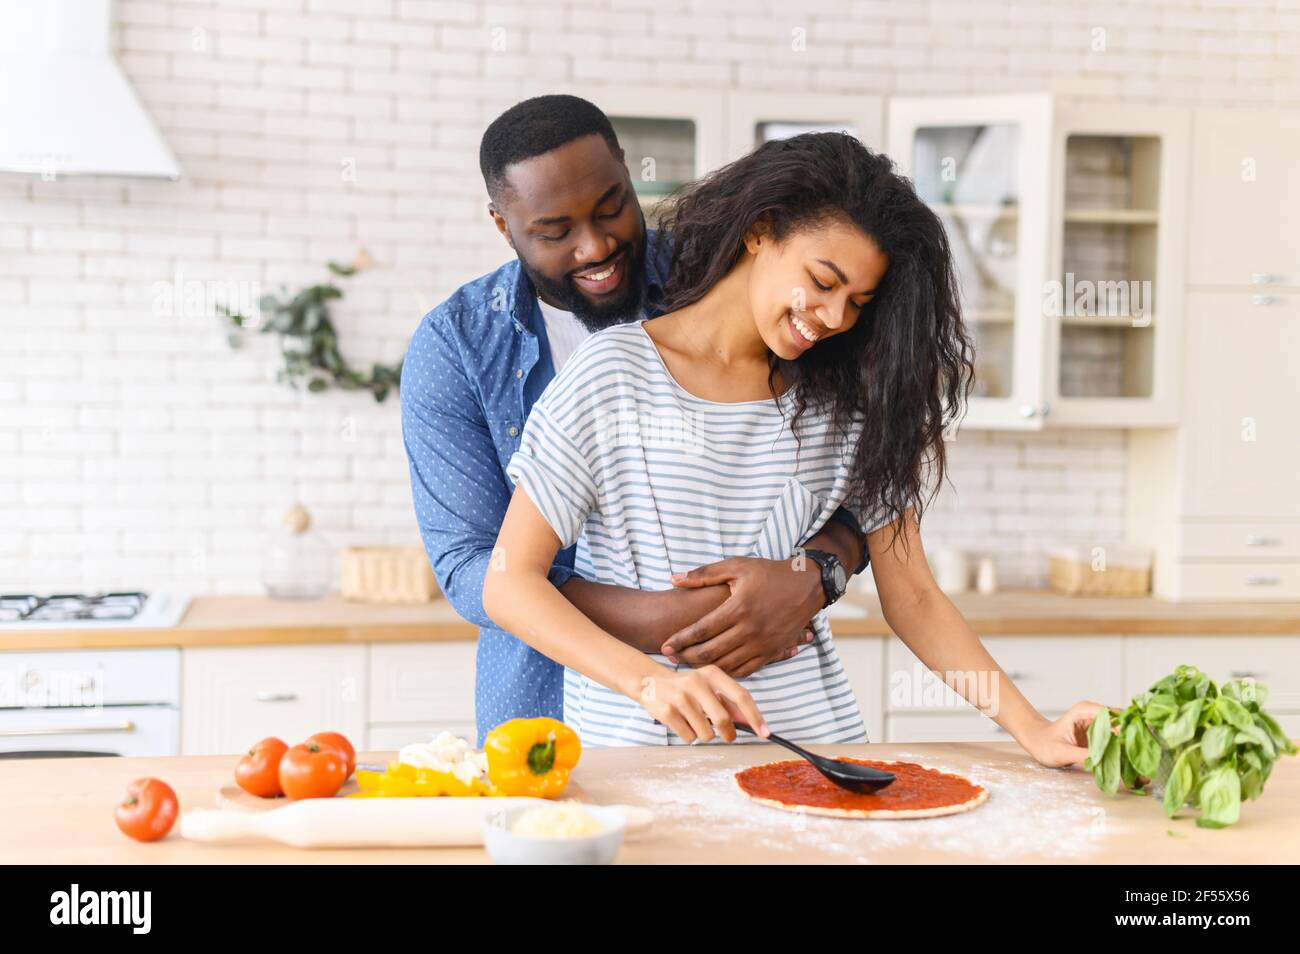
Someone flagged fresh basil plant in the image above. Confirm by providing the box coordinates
[1086,664,1296,828]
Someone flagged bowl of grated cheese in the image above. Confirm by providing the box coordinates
[482,802,626,865]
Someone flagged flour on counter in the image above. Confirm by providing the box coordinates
[621,753,1125,862]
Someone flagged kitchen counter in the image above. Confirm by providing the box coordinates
[4,589,1300,651]
[1,742,1295,864]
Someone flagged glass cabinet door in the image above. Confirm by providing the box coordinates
[1046,106,1189,426]
[889,95,1052,429]
[1056,134,1159,399]
[610,116,696,227]
[913,123,1021,402]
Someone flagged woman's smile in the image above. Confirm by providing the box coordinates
[788,311,824,350]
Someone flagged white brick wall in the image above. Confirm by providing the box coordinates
[2,0,1297,593]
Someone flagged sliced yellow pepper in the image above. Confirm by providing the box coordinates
[484,718,581,799]
[350,761,497,797]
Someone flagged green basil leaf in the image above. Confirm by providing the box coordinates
[1120,745,1138,790]
[1235,724,1276,760]
[1254,711,1297,755]
[1163,747,1196,817]
[1197,763,1241,827]
[1161,699,1203,748]
[1143,693,1178,726]
[1087,707,1113,766]
[1126,717,1162,778]
[1240,767,1264,802]
[1098,735,1122,795]
[1215,695,1254,732]
[1200,724,1235,767]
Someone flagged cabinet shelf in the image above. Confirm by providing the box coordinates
[1059,313,1155,327]
[1064,208,1159,225]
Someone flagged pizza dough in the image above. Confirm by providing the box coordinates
[735,758,989,819]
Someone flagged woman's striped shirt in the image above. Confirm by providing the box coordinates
[506,320,881,747]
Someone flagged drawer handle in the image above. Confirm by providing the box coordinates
[1229,670,1263,680]
[1245,575,1281,586]
[1250,273,1285,285]
[0,721,136,737]
[1251,294,1284,306]
[1244,535,1282,547]
[254,692,299,703]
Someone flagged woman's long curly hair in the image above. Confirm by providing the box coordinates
[656,132,974,543]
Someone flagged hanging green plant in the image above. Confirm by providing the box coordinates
[218,251,402,403]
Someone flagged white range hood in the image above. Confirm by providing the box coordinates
[0,0,180,179]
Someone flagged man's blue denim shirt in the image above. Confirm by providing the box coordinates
[401,229,866,746]
[400,231,671,745]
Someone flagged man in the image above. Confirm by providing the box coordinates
[401,95,866,744]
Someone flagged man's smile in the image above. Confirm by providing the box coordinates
[570,248,627,297]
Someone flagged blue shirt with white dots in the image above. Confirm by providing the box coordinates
[400,231,671,746]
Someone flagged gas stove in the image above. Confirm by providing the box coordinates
[0,591,191,630]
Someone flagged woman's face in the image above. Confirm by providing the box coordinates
[744,218,890,361]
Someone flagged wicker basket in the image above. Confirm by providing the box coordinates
[1047,544,1152,597]
[340,546,439,603]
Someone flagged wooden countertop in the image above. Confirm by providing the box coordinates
[3,589,1298,651]
[1,742,1295,864]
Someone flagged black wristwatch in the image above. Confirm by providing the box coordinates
[804,549,847,608]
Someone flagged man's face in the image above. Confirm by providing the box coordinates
[489,133,647,332]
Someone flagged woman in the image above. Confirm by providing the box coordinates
[484,132,1104,766]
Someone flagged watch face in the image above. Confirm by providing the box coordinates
[831,565,848,594]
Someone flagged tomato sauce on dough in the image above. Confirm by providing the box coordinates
[735,758,985,812]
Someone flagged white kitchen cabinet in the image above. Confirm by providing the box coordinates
[885,635,1124,714]
[368,641,476,745]
[1182,291,1300,520]
[181,644,367,756]
[882,632,1300,743]
[888,95,1189,429]
[1125,106,1300,601]
[1187,108,1300,288]
[889,94,1053,430]
[1124,636,1300,713]
[886,710,1021,743]
[723,90,885,163]
[1128,291,1300,599]
[834,635,885,745]
[882,634,1122,742]
[1043,104,1189,426]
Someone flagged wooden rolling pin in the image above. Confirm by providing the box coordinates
[180,797,654,848]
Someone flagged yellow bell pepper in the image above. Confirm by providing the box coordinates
[351,761,498,798]
[484,718,581,798]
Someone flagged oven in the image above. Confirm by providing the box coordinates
[0,648,180,758]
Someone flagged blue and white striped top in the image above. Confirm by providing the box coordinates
[506,321,879,747]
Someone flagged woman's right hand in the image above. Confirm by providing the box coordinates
[633,664,770,743]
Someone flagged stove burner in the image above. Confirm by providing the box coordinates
[0,592,148,623]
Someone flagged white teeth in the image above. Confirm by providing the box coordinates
[791,314,820,343]
[579,264,616,282]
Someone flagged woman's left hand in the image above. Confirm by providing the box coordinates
[1016,700,1110,768]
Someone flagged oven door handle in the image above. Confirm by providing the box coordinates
[0,721,136,737]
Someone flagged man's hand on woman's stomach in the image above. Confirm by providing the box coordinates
[661,557,824,678]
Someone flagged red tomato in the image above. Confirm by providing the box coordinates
[235,737,289,797]
[114,778,179,842]
[307,731,355,778]
[279,741,348,800]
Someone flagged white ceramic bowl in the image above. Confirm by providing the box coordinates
[481,803,626,865]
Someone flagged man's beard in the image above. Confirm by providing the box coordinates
[520,238,647,334]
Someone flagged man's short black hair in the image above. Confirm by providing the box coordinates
[479,94,622,204]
